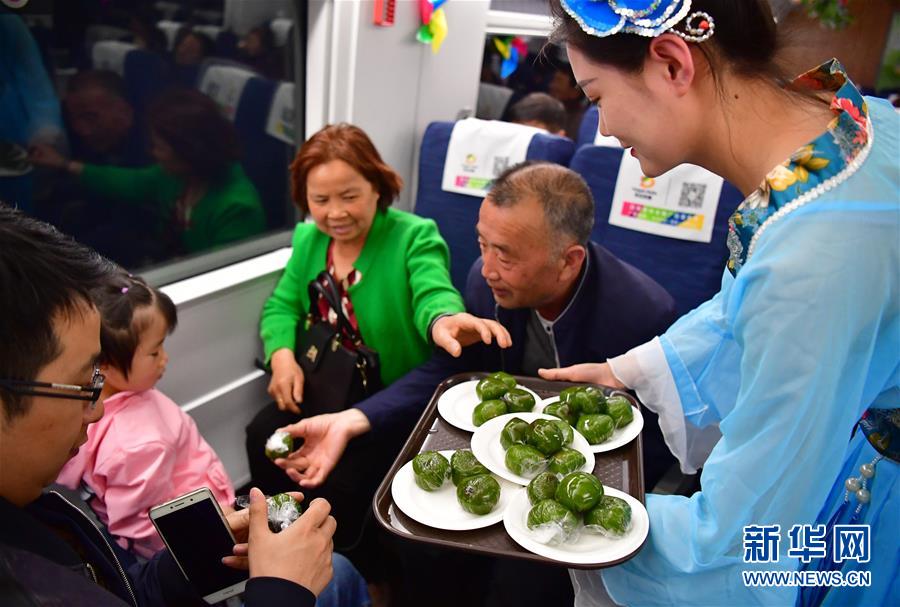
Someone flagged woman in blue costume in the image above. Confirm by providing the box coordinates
[540,1,898,605]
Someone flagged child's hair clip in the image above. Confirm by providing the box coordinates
[121,287,129,294]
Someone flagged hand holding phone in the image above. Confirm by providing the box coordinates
[150,487,248,603]
[246,487,336,596]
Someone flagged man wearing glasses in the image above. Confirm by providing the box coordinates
[0,206,336,605]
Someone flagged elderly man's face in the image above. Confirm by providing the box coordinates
[476,195,570,310]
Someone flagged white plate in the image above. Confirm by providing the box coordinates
[536,396,644,453]
[390,449,518,531]
[470,412,595,486]
[437,379,542,433]
[503,486,649,565]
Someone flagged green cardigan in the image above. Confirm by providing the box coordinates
[79,163,266,253]
[260,208,465,386]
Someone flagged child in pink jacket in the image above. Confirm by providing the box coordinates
[58,272,235,559]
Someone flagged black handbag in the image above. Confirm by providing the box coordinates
[294,271,381,416]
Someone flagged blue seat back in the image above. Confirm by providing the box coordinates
[569,144,744,316]
[414,121,576,291]
[576,105,600,149]
[232,77,293,229]
[123,50,171,114]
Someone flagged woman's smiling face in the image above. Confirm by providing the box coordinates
[567,41,694,178]
[305,159,380,247]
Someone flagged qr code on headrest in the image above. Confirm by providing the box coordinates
[678,182,707,208]
[493,156,510,177]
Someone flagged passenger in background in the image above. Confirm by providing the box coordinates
[277,161,678,606]
[64,70,148,168]
[30,88,266,260]
[48,70,157,268]
[246,123,507,583]
[59,69,151,247]
[507,92,568,136]
[57,272,236,560]
[238,24,284,80]
[548,65,590,139]
[173,27,215,69]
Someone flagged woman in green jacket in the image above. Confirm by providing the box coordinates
[30,88,265,258]
[246,123,508,556]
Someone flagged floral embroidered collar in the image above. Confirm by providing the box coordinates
[726,59,873,275]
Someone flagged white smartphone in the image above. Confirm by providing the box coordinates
[149,487,247,603]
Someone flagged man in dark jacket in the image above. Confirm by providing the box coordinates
[0,205,335,606]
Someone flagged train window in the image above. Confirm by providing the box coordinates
[0,0,304,282]
[477,33,588,140]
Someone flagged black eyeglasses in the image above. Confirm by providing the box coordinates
[0,365,105,408]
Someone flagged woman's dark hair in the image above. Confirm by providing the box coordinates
[93,272,177,379]
[289,123,403,214]
[147,88,240,182]
[548,0,790,88]
[0,205,114,419]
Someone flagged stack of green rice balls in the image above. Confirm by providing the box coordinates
[411,449,501,515]
[543,386,634,445]
[501,416,585,478]
[472,372,536,426]
[526,471,632,544]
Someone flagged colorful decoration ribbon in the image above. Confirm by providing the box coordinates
[493,36,527,79]
[417,0,449,54]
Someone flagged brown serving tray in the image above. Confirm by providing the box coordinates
[372,373,646,570]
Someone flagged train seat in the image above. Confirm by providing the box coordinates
[568,143,745,317]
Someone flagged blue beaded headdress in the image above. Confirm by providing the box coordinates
[559,0,715,42]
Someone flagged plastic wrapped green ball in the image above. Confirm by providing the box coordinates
[450,449,490,486]
[504,443,548,478]
[456,474,501,515]
[527,419,564,456]
[500,417,533,451]
[606,396,634,428]
[265,430,293,461]
[555,471,604,513]
[576,414,615,445]
[548,447,586,476]
[412,451,450,491]
[472,399,508,427]
[501,388,536,414]
[527,471,560,505]
[584,495,632,536]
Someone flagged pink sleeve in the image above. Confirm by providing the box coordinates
[94,441,175,559]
